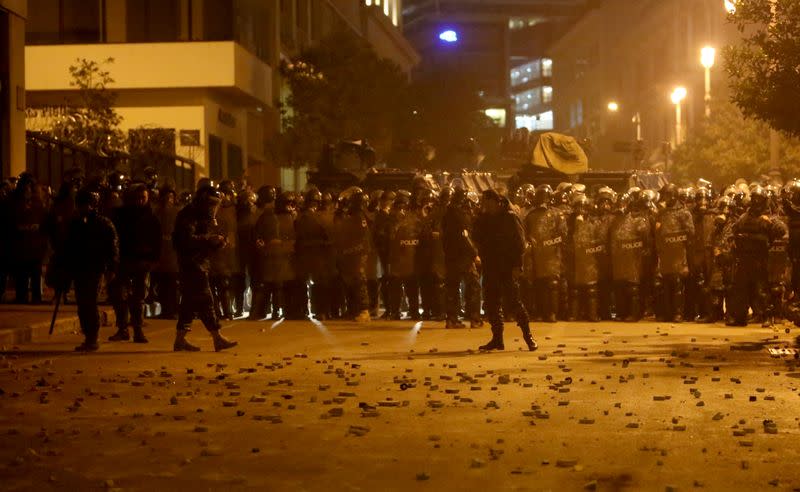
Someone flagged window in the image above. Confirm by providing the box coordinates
[26,0,101,45]
[204,0,233,41]
[233,0,272,62]
[126,0,180,42]
[227,143,243,179]
[208,135,223,181]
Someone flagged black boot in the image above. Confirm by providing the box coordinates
[624,285,641,322]
[211,330,238,352]
[519,323,538,351]
[546,282,559,323]
[248,288,267,320]
[108,328,130,342]
[173,330,200,352]
[479,325,504,351]
[132,326,148,344]
[586,287,599,322]
[567,289,579,322]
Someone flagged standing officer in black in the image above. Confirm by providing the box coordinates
[63,190,119,352]
[473,190,537,352]
[172,185,238,352]
[727,186,787,326]
[108,183,161,343]
[442,188,482,328]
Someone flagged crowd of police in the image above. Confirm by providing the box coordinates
[2,166,800,353]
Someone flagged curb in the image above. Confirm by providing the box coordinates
[0,308,116,346]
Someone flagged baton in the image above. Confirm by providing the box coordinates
[49,288,63,336]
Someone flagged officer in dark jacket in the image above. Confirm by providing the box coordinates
[295,188,335,320]
[524,185,567,322]
[655,184,695,323]
[473,190,537,352]
[172,184,238,351]
[108,183,161,343]
[10,174,48,304]
[63,189,119,352]
[442,188,481,328]
[727,186,788,326]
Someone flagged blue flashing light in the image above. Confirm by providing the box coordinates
[439,30,458,43]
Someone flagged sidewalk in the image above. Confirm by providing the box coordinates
[0,303,115,346]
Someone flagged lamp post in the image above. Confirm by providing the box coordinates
[671,87,687,146]
[632,112,642,141]
[701,46,716,117]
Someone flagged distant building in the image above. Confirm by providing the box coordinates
[0,0,26,180]
[549,0,736,170]
[403,0,586,133]
[23,0,417,188]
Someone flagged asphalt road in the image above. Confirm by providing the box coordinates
[1,317,800,491]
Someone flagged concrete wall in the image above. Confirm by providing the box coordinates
[26,42,272,106]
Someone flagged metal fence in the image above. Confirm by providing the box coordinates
[26,131,197,192]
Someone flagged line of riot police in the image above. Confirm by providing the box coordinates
[510,180,793,328]
[5,165,799,353]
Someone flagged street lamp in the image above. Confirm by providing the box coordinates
[671,86,687,146]
[701,46,716,117]
[724,0,736,14]
[607,101,619,112]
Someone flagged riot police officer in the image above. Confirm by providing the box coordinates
[172,184,238,351]
[209,180,239,320]
[387,191,421,320]
[334,187,371,322]
[655,184,695,323]
[609,192,651,321]
[727,186,788,326]
[295,188,335,320]
[524,185,566,323]
[442,188,481,329]
[151,185,180,319]
[567,194,601,321]
[63,189,119,352]
[254,192,297,320]
[417,188,446,321]
[593,187,616,320]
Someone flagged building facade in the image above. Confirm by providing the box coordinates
[0,0,26,180]
[549,0,736,170]
[24,0,417,188]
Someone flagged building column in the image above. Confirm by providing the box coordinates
[4,6,25,178]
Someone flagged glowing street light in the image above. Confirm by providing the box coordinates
[671,87,687,146]
[438,30,459,43]
[607,101,619,112]
[724,0,736,14]
[701,46,716,117]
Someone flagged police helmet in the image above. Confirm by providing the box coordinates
[533,184,553,207]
